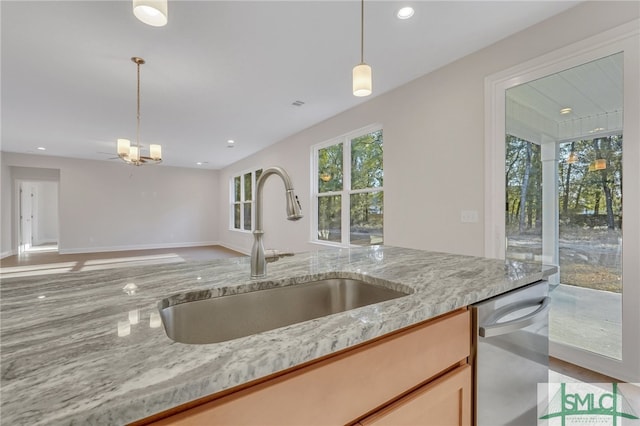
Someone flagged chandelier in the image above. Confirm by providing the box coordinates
[117,57,162,166]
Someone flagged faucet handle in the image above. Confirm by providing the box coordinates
[264,249,294,263]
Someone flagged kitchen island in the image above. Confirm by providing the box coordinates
[0,246,551,425]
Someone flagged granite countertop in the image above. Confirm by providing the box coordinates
[0,246,551,425]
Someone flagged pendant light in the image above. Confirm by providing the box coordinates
[133,0,168,27]
[117,57,162,166]
[353,0,372,97]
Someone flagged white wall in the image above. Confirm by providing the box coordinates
[218,1,640,256]
[1,153,220,255]
[1,152,13,257]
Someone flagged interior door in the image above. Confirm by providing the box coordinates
[19,182,33,253]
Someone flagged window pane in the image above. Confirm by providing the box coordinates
[256,169,263,182]
[318,143,343,193]
[318,195,341,242]
[505,136,542,263]
[234,176,241,202]
[351,130,383,190]
[243,203,252,231]
[244,173,252,201]
[350,192,383,245]
[233,204,241,229]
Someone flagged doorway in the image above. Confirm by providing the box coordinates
[17,180,59,254]
[505,53,624,363]
[485,23,639,381]
[11,166,61,256]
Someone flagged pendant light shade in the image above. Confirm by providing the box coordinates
[133,0,168,27]
[353,63,372,97]
[353,0,372,97]
[594,159,607,170]
[149,144,162,161]
[117,138,131,156]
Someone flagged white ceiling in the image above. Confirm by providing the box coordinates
[1,1,580,169]
[506,52,623,142]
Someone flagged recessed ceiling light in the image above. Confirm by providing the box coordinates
[37,147,46,151]
[397,6,415,20]
[196,161,209,166]
[560,107,572,115]
[227,139,235,148]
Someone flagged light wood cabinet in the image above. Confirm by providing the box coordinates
[356,365,471,426]
[139,308,470,426]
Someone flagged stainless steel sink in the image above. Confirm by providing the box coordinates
[159,278,410,344]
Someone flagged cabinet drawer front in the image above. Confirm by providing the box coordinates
[358,364,472,426]
[151,309,470,426]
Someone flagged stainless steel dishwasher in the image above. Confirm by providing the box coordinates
[472,281,550,426]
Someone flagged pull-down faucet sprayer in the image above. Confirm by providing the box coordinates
[251,166,302,278]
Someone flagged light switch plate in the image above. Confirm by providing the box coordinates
[461,210,479,223]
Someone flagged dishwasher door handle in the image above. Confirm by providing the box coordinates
[479,296,550,338]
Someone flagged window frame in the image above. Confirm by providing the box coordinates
[229,168,262,233]
[311,123,383,247]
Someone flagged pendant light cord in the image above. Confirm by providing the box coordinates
[360,0,364,64]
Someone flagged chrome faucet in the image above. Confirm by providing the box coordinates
[251,166,302,278]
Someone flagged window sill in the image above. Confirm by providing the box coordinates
[230,228,253,234]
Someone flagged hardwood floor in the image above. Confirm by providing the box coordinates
[0,245,245,278]
[549,357,620,383]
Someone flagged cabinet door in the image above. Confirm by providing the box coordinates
[358,365,471,426]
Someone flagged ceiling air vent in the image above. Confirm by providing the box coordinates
[291,100,305,107]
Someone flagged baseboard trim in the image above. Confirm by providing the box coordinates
[32,239,58,246]
[217,242,250,256]
[1,249,17,259]
[58,241,222,255]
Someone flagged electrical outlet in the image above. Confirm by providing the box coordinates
[461,210,479,223]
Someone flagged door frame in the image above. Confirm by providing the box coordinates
[484,20,640,382]
[13,178,60,254]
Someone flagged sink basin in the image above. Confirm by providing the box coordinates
[159,278,410,344]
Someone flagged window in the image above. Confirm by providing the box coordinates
[312,125,383,246]
[230,169,262,231]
